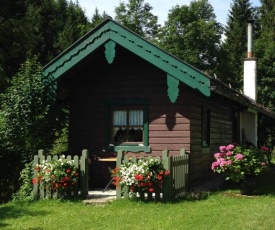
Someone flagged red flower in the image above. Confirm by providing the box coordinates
[157,175,163,180]
[165,170,170,175]
[140,182,146,187]
[66,168,71,174]
[32,178,37,184]
[147,182,153,187]
[135,174,143,181]
[149,187,154,192]
[37,175,42,182]
[34,166,40,172]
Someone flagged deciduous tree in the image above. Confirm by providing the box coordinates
[115,0,160,41]
[158,0,223,72]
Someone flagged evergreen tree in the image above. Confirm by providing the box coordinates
[254,0,275,112]
[0,0,91,89]
[218,0,253,91]
[90,8,109,28]
[158,0,223,72]
[115,0,160,40]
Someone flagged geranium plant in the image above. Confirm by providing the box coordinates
[33,155,79,197]
[111,159,169,195]
[211,143,269,182]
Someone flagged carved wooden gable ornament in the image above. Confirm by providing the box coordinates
[43,19,211,103]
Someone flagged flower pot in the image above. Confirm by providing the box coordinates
[240,177,256,195]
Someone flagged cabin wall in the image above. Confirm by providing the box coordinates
[60,46,236,187]
[190,95,235,183]
[65,48,191,158]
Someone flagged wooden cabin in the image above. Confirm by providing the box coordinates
[43,19,275,188]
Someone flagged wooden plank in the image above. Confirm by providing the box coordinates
[150,137,190,144]
[149,117,190,124]
[149,130,190,137]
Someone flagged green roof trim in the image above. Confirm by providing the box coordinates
[43,19,210,97]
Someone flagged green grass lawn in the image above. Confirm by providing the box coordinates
[1,170,275,230]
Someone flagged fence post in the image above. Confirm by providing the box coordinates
[33,154,39,199]
[162,150,172,202]
[180,148,190,192]
[80,149,89,199]
[116,150,123,199]
[38,150,45,199]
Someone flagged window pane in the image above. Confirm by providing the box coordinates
[113,127,127,142]
[128,127,143,142]
[113,110,127,126]
[129,110,143,126]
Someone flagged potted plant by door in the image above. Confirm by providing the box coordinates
[211,143,269,195]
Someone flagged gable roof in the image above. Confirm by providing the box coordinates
[43,18,275,120]
[43,18,211,97]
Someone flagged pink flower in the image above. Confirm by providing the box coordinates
[219,146,227,152]
[234,154,244,161]
[211,162,219,170]
[219,159,227,167]
[261,162,266,166]
[226,144,234,151]
[226,151,232,156]
[227,160,233,165]
[261,146,269,152]
[214,152,223,159]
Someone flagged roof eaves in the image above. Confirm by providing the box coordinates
[210,78,275,120]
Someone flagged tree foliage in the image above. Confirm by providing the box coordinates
[254,0,275,112]
[0,0,91,91]
[0,58,67,163]
[90,8,110,28]
[158,0,223,72]
[217,0,254,91]
[115,0,160,40]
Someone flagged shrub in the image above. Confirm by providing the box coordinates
[211,143,269,182]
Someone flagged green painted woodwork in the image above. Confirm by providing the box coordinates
[103,98,150,153]
[32,149,89,199]
[42,19,210,97]
[116,148,189,201]
[167,74,179,103]
[114,145,151,153]
[104,40,116,64]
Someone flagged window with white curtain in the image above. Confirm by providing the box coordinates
[112,108,143,144]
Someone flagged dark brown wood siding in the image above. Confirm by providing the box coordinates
[59,45,237,186]
[61,45,191,157]
[190,94,235,183]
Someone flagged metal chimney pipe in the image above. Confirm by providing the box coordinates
[244,19,257,102]
[247,20,254,58]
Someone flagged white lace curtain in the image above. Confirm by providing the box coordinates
[113,110,143,126]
